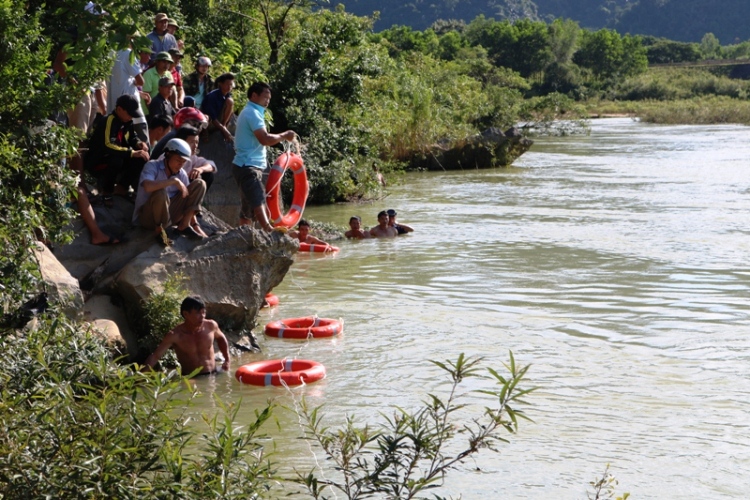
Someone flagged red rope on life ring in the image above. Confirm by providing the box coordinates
[235,359,326,386]
[266,152,308,228]
[264,316,343,339]
[299,242,340,253]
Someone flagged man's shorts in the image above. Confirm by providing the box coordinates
[232,164,268,220]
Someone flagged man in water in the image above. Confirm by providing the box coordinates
[345,216,370,239]
[370,210,398,238]
[144,295,230,375]
[289,219,330,246]
[386,209,414,235]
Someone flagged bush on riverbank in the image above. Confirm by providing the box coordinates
[0,316,276,498]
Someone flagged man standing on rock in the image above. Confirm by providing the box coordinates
[144,295,230,376]
[232,82,296,232]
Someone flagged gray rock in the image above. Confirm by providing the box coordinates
[199,129,242,226]
[54,194,231,292]
[115,225,295,332]
[32,242,84,319]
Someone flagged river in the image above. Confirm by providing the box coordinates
[190,118,750,498]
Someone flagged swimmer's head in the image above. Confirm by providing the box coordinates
[386,209,396,217]
[298,219,310,229]
[349,215,361,223]
[181,295,206,314]
[349,216,361,229]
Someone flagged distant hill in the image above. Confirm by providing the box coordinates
[332,0,750,43]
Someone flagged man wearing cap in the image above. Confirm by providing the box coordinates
[233,82,296,231]
[386,209,414,234]
[147,13,178,62]
[168,48,185,108]
[369,210,398,238]
[85,94,150,202]
[183,56,214,110]
[201,72,235,143]
[166,18,185,51]
[149,77,176,119]
[133,138,207,241]
[142,51,174,107]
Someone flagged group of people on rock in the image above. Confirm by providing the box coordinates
[55,6,297,246]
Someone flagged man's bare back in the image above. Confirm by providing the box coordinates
[145,297,230,375]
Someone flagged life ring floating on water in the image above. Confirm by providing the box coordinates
[266,152,309,228]
[262,293,279,308]
[299,242,340,253]
[235,359,326,387]
[264,316,343,339]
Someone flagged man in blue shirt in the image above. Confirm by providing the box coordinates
[147,13,178,63]
[232,82,296,231]
[201,72,235,143]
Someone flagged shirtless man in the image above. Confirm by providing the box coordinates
[345,215,370,239]
[145,296,230,375]
[370,210,398,238]
[289,219,330,246]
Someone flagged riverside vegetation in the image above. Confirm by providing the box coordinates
[0,0,730,496]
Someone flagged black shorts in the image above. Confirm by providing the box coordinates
[232,164,268,220]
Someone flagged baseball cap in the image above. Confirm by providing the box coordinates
[154,51,174,63]
[158,77,175,87]
[154,13,168,23]
[116,94,143,118]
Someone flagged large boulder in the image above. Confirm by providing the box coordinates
[407,127,533,171]
[115,225,295,332]
[199,129,241,226]
[32,242,84,319]
[53,195,231,293]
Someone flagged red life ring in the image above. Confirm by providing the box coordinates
[235,359,326,386]
[262,293,279,308]
[264,316,343,339]
[266,152,308,228]
[299,242,340,253]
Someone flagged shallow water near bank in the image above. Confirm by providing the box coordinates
[190,118,750,498]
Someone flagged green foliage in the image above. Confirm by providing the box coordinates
[0,316,276,498]
[644,39,702,64]
[465,16,552,77]
[615,67,750,101]
[636,96,750,125]
[574,29,648,84]
[291,352,535,498]
[138,273,188,365]
[699,32,722,59]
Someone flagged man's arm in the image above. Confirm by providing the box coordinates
[397,223,414,233]
[213,324,230,371]
[253,127,296,147]
[144,331,176,369]
[307,235,328,245]
[142,175,188,197]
